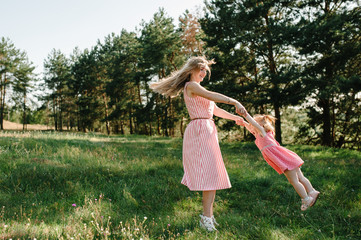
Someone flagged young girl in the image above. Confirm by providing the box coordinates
[150,56,247,231]
[237,114,320,211]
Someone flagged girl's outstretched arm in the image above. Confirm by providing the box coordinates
[242,121,255,135]
[244,114,267,137]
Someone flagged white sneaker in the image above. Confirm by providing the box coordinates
[211,215,219,226]
[199,214,217,232]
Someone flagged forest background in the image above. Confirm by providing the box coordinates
[1,0,361,149]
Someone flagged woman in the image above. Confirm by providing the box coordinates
[150,56,247,231]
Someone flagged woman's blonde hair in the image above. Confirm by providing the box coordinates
[254,114,277,132]
[149,56,215,97]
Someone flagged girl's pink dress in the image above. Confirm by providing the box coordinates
[254,131,304,174]
[181,82,231,191]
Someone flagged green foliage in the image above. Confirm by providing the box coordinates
[293,2,361,147]
[200,0,306,144]
[43,49,73,131]
[0,37,37,130]
[2,2,360,150]
[0,132,360,239]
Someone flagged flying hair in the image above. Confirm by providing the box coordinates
[149,56,215,98]
[254,114,277,133]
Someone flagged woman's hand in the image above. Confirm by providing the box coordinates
[235,102,247,116]
[235,117,245,126]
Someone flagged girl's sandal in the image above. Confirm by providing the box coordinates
[301,196,314,211]
[309,190,320,207]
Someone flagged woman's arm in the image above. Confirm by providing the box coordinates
[187,82,247,116]
[213,104,242,121]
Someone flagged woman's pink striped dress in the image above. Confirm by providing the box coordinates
[181,82,231,191]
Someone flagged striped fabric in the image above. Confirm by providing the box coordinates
[181,82,231,191]
[255,131,304,174]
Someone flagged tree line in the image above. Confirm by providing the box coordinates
[1,0,360,149]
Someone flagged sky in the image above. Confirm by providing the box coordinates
[1,0,205,75]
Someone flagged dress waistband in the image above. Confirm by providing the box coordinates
[191,118,214,121]
[260,143,277,152]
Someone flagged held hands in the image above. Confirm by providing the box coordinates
[235,117,245,126]
[235,102,247,117]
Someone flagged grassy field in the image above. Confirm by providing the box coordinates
[0,131,360,239]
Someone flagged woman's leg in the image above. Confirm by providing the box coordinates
[203,190,216,217]
[284,168,308,199]
[295,168,315,193]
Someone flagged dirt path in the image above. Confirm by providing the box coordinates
[3,120,54,130]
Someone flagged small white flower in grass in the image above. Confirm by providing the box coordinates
[144,216,147,220]
[318,229,322,232]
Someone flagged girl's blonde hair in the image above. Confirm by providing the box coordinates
[254,114,277,132]
[150,56,215,98]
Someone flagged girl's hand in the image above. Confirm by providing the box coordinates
[235,102,247,116]
[235,117,245,126]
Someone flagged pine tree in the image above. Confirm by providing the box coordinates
[293,1,361,146]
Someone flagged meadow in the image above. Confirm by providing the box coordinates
[0,131,360,239]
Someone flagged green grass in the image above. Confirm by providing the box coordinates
[0,131,360,239]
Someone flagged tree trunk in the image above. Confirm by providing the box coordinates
[0,74,7,130]
[157,116,161,135]
[102,93,110,135]
[0,74,3,130]
[320,98,332,146]
[274,102,282,144]
[180,117,184,138]
[120,120,124,135]
[265,12,281,143]
[23,92,27,131]
[149,120,152,136]
[77,102,81,131]
[59,96,63,131]
[53,96,58,131]
[164,100,169,137]
[129,107,133,134]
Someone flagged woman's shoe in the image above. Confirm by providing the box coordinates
[301,196,314,211]
[309,190,320,207]
[211,215,219,226]
[199,214,217,232]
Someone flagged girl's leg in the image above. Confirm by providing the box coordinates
[202,190,216,217]
[284,169,308,199]
[295,168,315,193]
[296,168,320,206]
